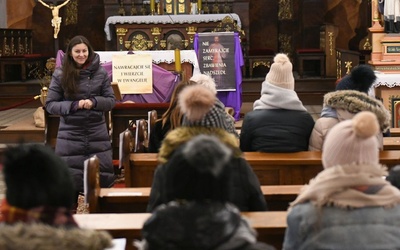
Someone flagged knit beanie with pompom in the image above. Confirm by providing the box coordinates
[265,53,295,90]
[322,111,380,169]
[179,84,230,129]
[336,64,377,94]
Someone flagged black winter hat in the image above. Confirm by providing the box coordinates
[336,64,377,93]
[3,143,75,209]
[163,135,233,203]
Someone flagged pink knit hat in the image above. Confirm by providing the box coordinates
[265,53,294,90]
[322,111,380,169]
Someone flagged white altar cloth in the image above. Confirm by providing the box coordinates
[104,14,241,41]
[373,71,400,88]
[96,50,201,75]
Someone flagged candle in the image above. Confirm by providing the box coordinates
[150,0,155,13]
[174,48,182,72]
[197,0,202,12]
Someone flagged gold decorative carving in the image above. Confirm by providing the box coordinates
[186,26,197,35]
[278,34,292,56]
[116,28,128,37]
[65,0,78,25]
[160,40,167,49]
[328,32,334,56]
[125,33,152,51]
[336,50,342,79]
[278,0,293,20]
[151,27,162,36]
[253,61,271,69]
[213,16,245,39]
[118,0,126,16]
[363,38,372,50]
[345,61,352,74]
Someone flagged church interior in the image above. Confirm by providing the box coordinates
[1,0,400,248]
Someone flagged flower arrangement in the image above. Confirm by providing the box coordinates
[30,58,56,106]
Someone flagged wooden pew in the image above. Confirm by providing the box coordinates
[111,103,169,160]
[127,151,400,187]
[89,185,302,213]
[383,137,400,150]
[74,211,287,250]
[390,128,400,137]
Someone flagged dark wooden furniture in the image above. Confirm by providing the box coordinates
[110,103,169,160]
[296,49,325,78]
[87,184,302,214]
[126,150,400,187]
[74,211,287,250]
[336,48,361,78]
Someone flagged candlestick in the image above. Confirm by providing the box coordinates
[150,0,155,14]
[197,0,202,13]
[174,48,182,72]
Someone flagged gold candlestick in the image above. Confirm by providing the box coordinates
[174,48,182,72]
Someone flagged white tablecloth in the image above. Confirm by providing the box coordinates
[104,13,241,41]
[96,50,201,75]
[373,72,400,88]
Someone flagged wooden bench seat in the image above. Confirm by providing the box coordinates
[74,211,287,250]
[126,151,400,187]
[90,185,302,213]
[384,137,400,150]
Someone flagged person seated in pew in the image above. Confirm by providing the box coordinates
[239,53,315,152]
[148,79,195,153]
[0,143,113,249]
[147,84,267,212]
[136,135,275,250]
[309,64,391,151]
[283,112,400,250]
[190,73,239,139]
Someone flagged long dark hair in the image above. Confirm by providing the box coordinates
[161,80,195,129]
[61,35,95,98]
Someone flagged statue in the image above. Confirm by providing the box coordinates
[379,0,400,33]
[37,0,71,39]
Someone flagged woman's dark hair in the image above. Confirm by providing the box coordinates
[61,35,95,97]
[161,80,196,130]
[3,143,76,209]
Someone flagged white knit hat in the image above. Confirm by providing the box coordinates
[190,74,217,94]
[322,111,380,169]
[266,53,295,90]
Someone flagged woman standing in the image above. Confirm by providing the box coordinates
[45,35,116,198]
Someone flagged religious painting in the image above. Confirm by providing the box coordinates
[197,32,236,91]
[391,97,400,128]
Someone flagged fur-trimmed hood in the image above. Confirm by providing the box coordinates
[0,223,113,250]
[323,90,391,131]
[158,127,241,164]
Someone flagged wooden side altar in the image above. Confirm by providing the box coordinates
[104,14,242,51]
[368,0,400,127]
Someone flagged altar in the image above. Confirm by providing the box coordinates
[104,14,242,51]
[373,72,400,127]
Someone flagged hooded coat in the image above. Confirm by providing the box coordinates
[147,126,267,212]
[308,90,391,151]
[137,201,275,250]
[45,53,116,192]
[0,222,112,250]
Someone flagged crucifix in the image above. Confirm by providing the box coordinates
[37,0,71,39]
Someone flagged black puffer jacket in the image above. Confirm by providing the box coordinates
[147,127,267,212]
[45,53,116,192]
[240,109,315,152]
